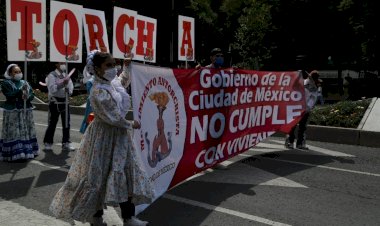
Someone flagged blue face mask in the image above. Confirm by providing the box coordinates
[215,57,224,68]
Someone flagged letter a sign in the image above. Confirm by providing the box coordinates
[178,15,195,61]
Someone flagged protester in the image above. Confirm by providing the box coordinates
[206,47,225,69]
[43,62,75,151]
[0,64,39,162]
[316,78,324,105]
[79,67,94,134]
[285,70,319,150]
[205,48,229,169]
[49,50,154,226]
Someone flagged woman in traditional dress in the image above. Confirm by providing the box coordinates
[0,64,39,162]
[49,50,154,226]
[79,67,94,134]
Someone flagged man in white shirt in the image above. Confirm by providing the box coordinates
[43,62,75,151]
[285,70,319,150]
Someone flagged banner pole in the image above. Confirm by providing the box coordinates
[185,48,188,69]
[64,14,69,129]
[23,5,28,116]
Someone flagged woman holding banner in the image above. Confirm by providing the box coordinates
[0,64,39,162]
[50,50,154,226]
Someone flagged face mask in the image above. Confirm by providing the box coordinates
[59,64,66,71]
[14,73,23,81]
[115,65,122,71]
[103,68,117,81]
[215,57,224,68]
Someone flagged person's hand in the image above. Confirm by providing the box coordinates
[64,87,70,93]
[120,77,129,88]
[22,90,28,100]
[123,58,132,68]
[22,83,28,90]
[22,93,27,100]
[132,120,141,129]
[63,78,69,85]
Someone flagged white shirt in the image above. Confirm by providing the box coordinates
[46,69,74,99]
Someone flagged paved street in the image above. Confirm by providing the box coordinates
[1,110,380,226]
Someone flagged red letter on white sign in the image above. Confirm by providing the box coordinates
[53,9,80,56]
[11,0,41,51]
[85,14,106,51]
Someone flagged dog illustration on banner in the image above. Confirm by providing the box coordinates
[66,45,80,61]
[144,48,154,61]
[124,44,134,59]
[186,48,193,60]
[26,39,42,59]
[145,92,173,167]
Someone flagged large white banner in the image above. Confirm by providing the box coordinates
[112,7,137,59]
[6,0,46,61]
[82,8,109,53]
[50,1,83,63]
[131,63,187,204]
[178,15,195,62]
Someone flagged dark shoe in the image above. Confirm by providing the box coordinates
[296,145,309,150]
[62,142,75,151]
[124,217,149,226]
[90,216,106,226]
[284,141,294,149]
[44,143,53,151]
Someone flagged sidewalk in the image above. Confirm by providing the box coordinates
[1,93,380,148]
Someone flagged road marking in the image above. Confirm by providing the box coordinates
[30,160,68,170]
[263,157,380,177]
[34,122,80,132]
[0,117,80,132]
[164,194,291,226]
[266,140,355,157]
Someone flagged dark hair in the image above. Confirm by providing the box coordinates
[210,48,223,56]
[8,64,18,74]
[92,52,112,68]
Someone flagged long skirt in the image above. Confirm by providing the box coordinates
[49,118,155,223]
[0,109,39,162]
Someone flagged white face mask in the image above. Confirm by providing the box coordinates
[59,64,66,72]
[103,68,117,81]
[14,73,23,81]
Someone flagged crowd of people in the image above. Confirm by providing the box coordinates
[0,47,322,225]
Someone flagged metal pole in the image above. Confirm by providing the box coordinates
[64,14,69,129]
[185,48,188,69]
[23,6,28,116]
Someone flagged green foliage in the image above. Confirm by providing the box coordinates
[33,89,88,106]
[231,1,273,69]
[309,99,372,128]
[189,0,217,24]
[33,89,49,103]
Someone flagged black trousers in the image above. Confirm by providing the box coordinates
[287,112,310,146]
[43,98,71,144]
